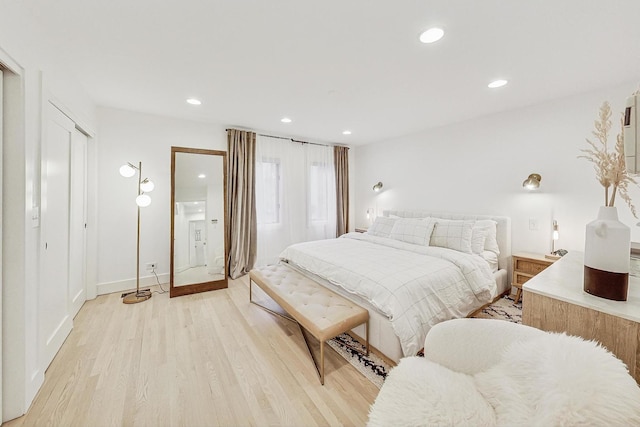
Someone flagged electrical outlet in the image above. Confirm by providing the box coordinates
[146,262,157,271]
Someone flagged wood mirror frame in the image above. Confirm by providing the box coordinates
[170,146,228,297]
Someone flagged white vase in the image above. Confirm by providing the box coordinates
[583,206,630,301]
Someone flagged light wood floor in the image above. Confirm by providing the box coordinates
[4,275,380,427]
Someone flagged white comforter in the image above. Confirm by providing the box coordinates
[279,232,497,357]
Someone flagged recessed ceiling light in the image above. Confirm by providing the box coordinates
[488,79,508,88]
[281,117,292,123]
[342,130,352,135]
[419,28,444,44]
[186,98,202,105]
[198,174,206,178]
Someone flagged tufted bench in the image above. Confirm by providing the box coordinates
[249,263,369,385]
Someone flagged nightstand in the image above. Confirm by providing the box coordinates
[511,252,557,303]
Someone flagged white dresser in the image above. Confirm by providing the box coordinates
[522,250,640,383]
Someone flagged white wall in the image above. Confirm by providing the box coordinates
[0,0,96,421]
[353,81,640,255]
[95,107,227,294]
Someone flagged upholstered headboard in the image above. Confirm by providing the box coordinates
[383,210,512,271]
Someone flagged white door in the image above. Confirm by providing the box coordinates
[40,103,73,370]
[189,220,206,267]
[68,128,87,318]
[0,66,4,424]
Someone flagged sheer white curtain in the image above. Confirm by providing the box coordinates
[255,135,336,266]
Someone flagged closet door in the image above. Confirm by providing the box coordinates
[68,128,87,318]
[0,67,4,423]
[40,103,73,370]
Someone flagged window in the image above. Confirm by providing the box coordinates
[256,158,280,224]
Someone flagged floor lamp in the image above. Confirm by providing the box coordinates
[120,161,155,304]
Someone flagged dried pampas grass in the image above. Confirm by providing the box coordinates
[579,101,638,217]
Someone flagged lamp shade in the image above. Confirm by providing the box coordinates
[140,179,155,193]
[136,194,151,207]
[522,173,541,190]
[119,164,136,178]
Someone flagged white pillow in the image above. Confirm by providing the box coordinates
[430,219,475,254]
[367,216,397,238]
[475,220,500,255]
[389,218,435,246]
[470,226,488,254]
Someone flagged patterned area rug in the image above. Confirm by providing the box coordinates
[328,333,389,388]
[472,294,522,324]
[333,294,523,388]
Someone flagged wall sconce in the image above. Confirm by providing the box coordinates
[119,161,155,304]
[522,173,541,190]
[373,182,383,192]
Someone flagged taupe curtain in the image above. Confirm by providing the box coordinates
[227,129,257,279]
[334,146,350,236]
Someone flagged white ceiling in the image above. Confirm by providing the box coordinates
[174,151,224,201]
[23,0,640,145]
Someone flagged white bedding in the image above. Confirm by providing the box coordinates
[279,232,497,357]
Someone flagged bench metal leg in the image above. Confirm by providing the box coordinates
[248,278,369,386]
[251,292,326,385]
[249,278,295,323]
[366,320,369,356]
[299,326,325,385]
[320,340,325,385]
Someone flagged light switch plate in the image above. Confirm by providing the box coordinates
[529,218,539,231]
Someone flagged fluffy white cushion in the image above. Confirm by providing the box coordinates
[370,322,640,427]
[367,216,397,238]
[389,218,435,246]
[429,219,475,254]
[475,219,500,255]
[475,333,640,426]
[367,357,496,427]
[471,225,488,254]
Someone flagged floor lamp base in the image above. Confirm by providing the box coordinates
[123,290,152,304]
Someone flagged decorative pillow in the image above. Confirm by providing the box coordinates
[474,220,500,255]
[430,219,475,254]
[367,216,397,238]
[389,218,435,246]
[470,226,489,254]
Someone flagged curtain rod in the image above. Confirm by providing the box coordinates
[225,129,348,149]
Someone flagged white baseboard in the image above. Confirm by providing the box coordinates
[97,273,170,296]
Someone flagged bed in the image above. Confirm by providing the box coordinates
[279,210,512,363]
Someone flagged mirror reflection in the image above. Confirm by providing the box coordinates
[624,93,639,174]
[170,147,228,297]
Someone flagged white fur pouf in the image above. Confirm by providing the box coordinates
[475,333,640,426]
[367,357,496,426]
[368,333,640,426]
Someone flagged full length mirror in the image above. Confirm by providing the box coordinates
[170,147,228,297]
[624,93,639,173]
